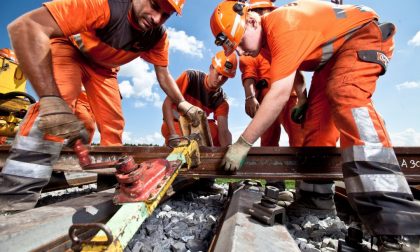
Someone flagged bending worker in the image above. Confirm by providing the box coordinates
[161,50,236,148]
[210,1,420,250]
[0,0,203,211]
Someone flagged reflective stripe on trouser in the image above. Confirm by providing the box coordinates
[0,104,63,210]
[259,87,304,147]
[322,21,420,235]
[51,38,124,146]
[161,119,221,146]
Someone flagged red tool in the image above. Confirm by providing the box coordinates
[72,139,117,169]
[113,158,180,204]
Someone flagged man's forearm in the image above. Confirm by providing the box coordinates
[155,66,184,105]
[8,7,62,97]
[219,130,232,147]
[162,97,177,134]
[243,78,257,98]
[293,71,307,105]
[242,72,296,143]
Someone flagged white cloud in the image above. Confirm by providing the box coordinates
[118,58,162,107]
[122,131,164,145]
[167,27,205,58]
[92,130,164,145]
[390,128,420,146]
[119,80,134,98]
[408,31,420,46]
[396,81,420,90]
[226,96,240,107]
[134,101,146,108]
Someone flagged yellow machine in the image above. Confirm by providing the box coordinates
[0,48,36,143]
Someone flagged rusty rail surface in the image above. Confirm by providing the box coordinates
[0,145,419,182]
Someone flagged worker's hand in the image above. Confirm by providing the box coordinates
[66,128,90,147]
[177,101,204,127]
[168,133,181,148]
[38,96,86,140]
[291,102,308,124]
[245,96,259,118]
[221,135,252,172]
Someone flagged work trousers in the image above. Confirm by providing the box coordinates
[305,21,420,235]
[0,38,124,210]
[75,91,96,143]
[259,87,304,147]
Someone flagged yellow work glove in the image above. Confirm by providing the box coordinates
[177,101,204,127]
[221,135,252,172]
[38,96,87,142]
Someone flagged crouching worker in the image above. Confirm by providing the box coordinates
[161,51,237,194]
[161,51,237,148]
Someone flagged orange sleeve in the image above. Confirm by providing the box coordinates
[43,0,110,37]
[139,32,169,66]
[214,100,229,119]
[239,56,258,81]
[265,14,322,82]
[175,71,189,95]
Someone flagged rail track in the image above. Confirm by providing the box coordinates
[0,145,419,251]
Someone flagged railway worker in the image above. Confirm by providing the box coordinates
[210,1,420,250]
[0,0,204,211]
[239,0,307,196]
[161,50,236,148]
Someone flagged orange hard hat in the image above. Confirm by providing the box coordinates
[210,1,248,56]
[248,0,276,10]
[0,48,17,63]
[212,50,238,78]
[162,0,185,15]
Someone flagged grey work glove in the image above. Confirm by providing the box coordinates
[168,133,181,148]
[177,101,204,127]
[38,96,87,141]
[221,135,252,172]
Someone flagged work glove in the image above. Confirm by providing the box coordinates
[245,96,259,118]
[168,133,181,148]
[38,96,87,142]
[291,102,308,124]
[177,101,204,127]
[221,135,252,172]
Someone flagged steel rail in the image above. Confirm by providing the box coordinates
[1,146,419,181]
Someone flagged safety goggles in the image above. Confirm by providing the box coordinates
[215,32,228,46]
[215,32,236,56]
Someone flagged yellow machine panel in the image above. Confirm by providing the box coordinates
[0,56,26,93]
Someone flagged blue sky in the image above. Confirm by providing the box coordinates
[1,0,419,146]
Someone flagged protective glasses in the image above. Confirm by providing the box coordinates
[215,32,228,46]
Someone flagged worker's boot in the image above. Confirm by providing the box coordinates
[286,180,336,219]
[378,235,420,252]
[185,178,225,195]
[266,180,294,207]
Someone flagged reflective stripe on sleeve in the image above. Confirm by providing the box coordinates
[333,7,347,18]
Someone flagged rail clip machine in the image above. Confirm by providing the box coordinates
[68,112,212,251]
